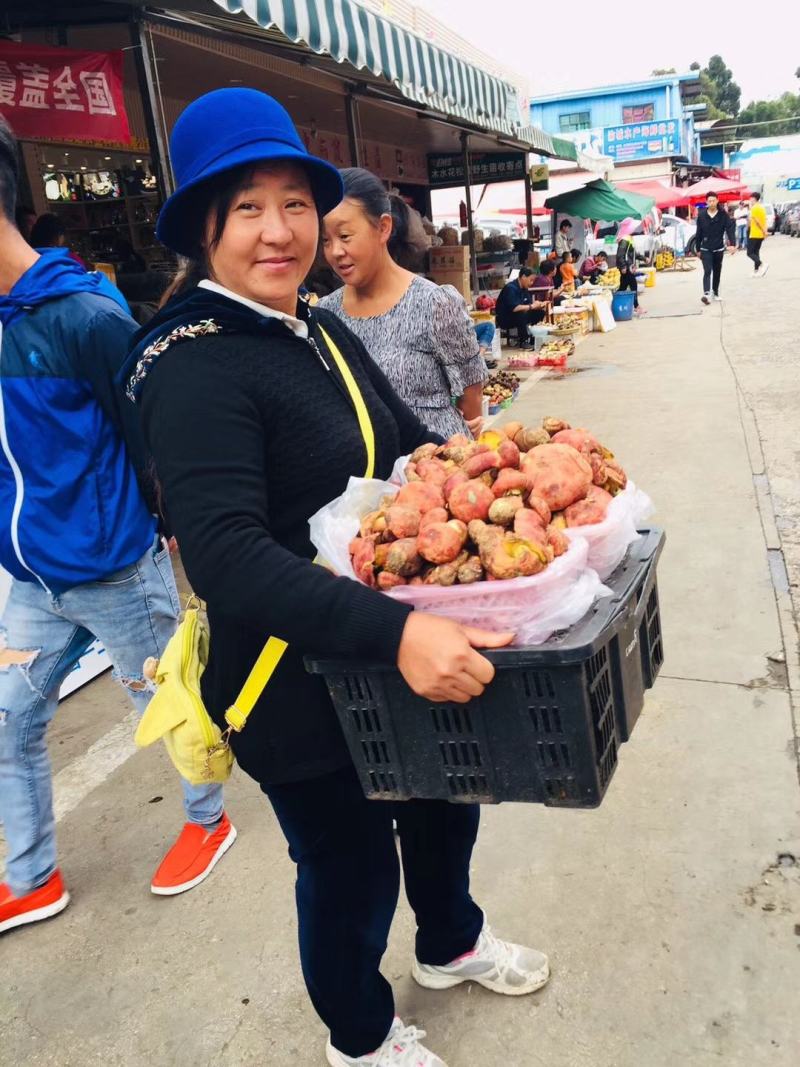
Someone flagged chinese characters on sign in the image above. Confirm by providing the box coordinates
[603,119,680,162]
[427,151,526,188]
[0,42,130,144]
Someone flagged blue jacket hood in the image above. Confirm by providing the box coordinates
[0,248,128,328]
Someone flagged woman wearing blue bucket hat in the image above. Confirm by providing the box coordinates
[124,88,549,1067]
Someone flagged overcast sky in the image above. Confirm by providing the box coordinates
[418,0,799,106]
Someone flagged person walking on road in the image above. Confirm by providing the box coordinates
[735,201,749,249]
[616,219,645,317]
[695,192,737,304]
[124,88,550,1067]
[747,192,770,277]
[0,117,235,936]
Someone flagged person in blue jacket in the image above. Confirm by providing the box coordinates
[0,116,235,936]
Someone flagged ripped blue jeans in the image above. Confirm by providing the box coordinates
[0,539,224,895]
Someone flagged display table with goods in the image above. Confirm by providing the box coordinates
[306,418,660,808]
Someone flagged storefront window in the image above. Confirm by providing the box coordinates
[35,148,168,271]
[622,103,655,124]
[559,111,591,133]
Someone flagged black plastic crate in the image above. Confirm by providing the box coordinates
[307,529,665,808]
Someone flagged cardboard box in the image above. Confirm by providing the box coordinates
[429,269,472,306]
[430,245,470,271]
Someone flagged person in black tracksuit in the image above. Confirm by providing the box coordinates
[123,89,550,1067]
[694,193,737,303]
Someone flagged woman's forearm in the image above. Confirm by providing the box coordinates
[458,382,484,420]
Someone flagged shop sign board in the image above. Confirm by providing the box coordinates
[0,41,130,145]
[603,119,680,162]
[529,163,549,190]
[428,151,526,188]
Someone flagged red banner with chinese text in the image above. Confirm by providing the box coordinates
[0,41,130,145]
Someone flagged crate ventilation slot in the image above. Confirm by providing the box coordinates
[430,705,473,735]
[344,673,374,705]
[447,773,490,798]
[349,706,382,734]
[522,671,556,700]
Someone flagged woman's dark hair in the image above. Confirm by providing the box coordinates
[340,167,428,271]
[0,115,19,221]
[559,219,572,230]
[538,260,556,276]
[595,250,608,260]
[29,212,67,247]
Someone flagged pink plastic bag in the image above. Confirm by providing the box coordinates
[564,481,653,579]
[308,474,608,646]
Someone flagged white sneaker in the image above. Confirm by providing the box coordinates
[326,1018,447,1067]
[713,294,722,302]
[701,293,710,305]
[758,263,770,277]
[412,923,550,997]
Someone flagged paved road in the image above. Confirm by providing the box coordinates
[2,240,799,1066]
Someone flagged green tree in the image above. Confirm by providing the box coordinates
[704,55,741,116]
[737,92,800,137]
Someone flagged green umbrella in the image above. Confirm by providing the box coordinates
[545,178,654,221]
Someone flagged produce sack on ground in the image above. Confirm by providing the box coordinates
[564,481,653,580]
[308,474,608,647]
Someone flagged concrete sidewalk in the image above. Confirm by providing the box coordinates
[1,248,799,1067]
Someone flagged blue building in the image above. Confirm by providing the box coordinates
[530,74,702,176]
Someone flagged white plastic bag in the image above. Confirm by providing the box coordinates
[308,475,609,647]
[564,480,653,580]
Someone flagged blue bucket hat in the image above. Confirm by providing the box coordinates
[156,88,344,257]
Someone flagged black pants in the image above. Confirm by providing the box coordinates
[747,237,763,271]
[264,765,483,1057]
[617,268,638,308]
[701,249,724,295]
[502,307,546,343]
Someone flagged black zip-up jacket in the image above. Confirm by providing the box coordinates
[695,208,736,253]
[125,288,438,786]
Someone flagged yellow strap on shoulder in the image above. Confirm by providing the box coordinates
[319,325,376,479]
[223,324,376,733]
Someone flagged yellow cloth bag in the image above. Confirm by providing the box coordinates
[134,326,375,784]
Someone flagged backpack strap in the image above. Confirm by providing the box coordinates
[222,324,376,734]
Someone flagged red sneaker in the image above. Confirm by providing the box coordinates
[150,812,237,896]
[0,870,70,934]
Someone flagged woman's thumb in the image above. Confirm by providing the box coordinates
[462,627,515,649]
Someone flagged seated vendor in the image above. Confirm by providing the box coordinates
[531,259,563,306]
[580,249,603,285]
[559,251,577,294]
[494,267,548,346]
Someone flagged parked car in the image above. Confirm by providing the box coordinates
[784,203,800,237]
[659,212,697,255]
[763,202,776,233]
[585,208,662,264]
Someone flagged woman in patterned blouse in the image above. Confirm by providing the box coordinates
[320,168,487,440]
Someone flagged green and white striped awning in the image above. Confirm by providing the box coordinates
[213,0,535,143]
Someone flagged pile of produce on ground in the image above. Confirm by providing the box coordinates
[348,417,628,590]
[536,339,574,365]
[597,268,620,287]
[482,370,520,409]
[550,312,584,333]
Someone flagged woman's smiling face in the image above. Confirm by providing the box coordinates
[206,163,319,314]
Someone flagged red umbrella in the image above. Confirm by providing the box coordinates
[498,206,551,216]
[615,180,692,210]
[685,176,752,202]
